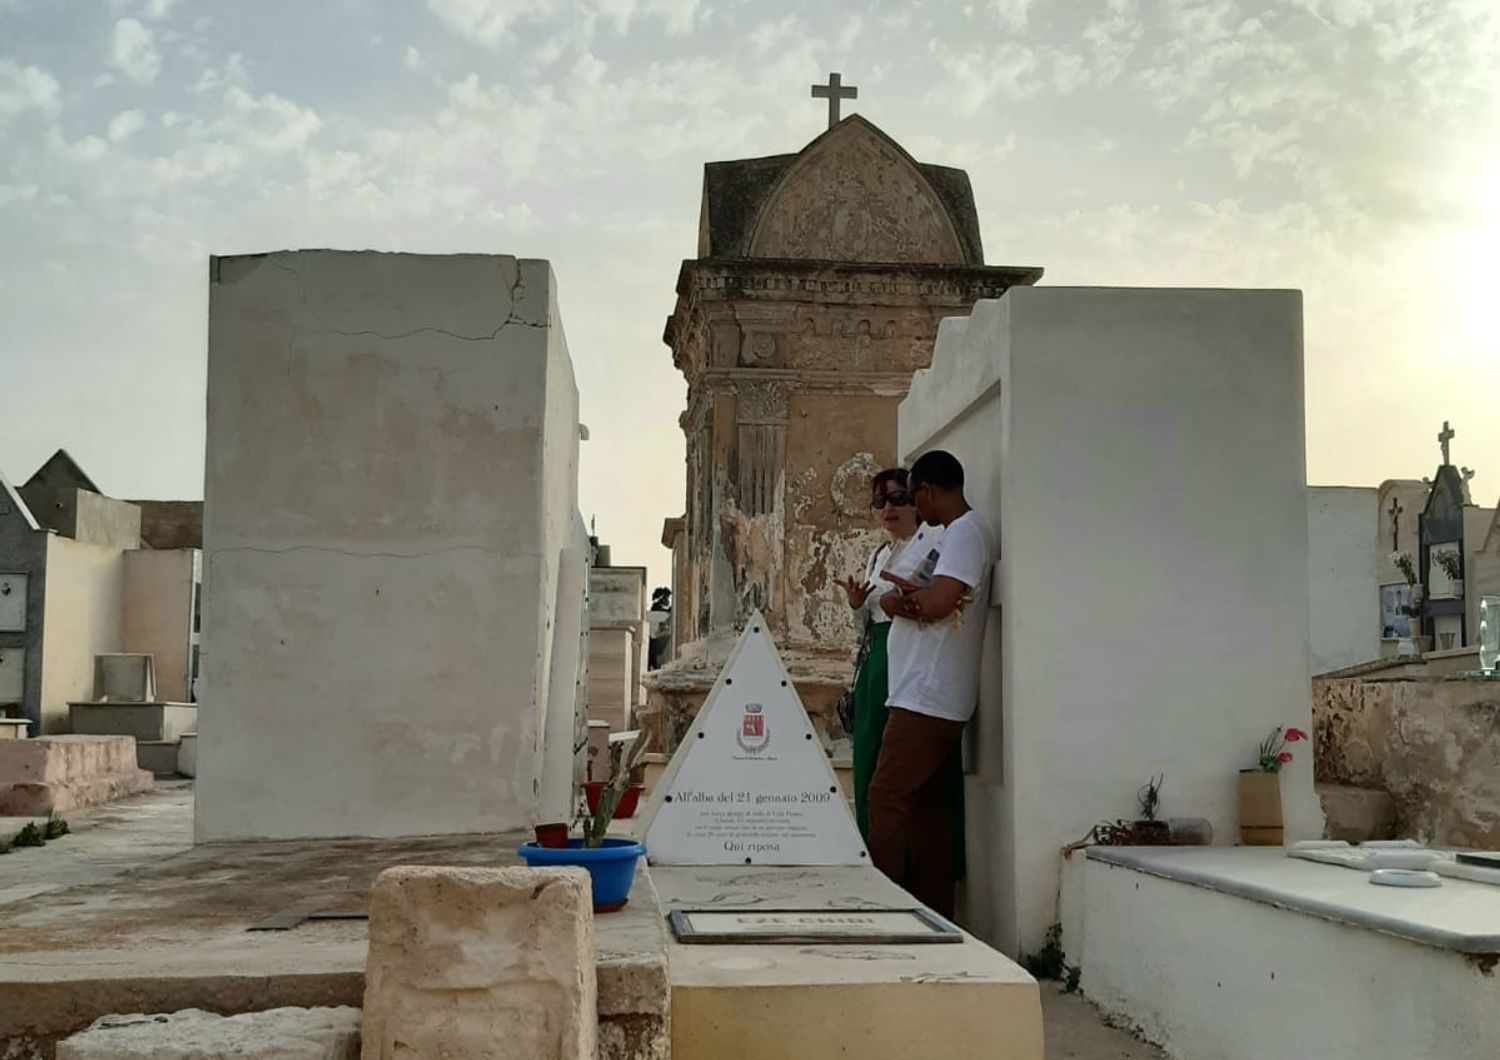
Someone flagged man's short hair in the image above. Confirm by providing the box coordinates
[870,467,908,494]
[909,450,964,492]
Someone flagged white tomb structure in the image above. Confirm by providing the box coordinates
[640,610,867,866]
[1306,485,1380,674]
[197,252,588,841]
[899,287,1325,956]
[1062,846,1500,1059]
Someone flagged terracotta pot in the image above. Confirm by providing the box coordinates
[1238,770,1284,846]
[534,823,570,849]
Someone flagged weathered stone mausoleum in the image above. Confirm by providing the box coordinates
[650,115,1040,749]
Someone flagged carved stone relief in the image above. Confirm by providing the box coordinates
[740,331,782,367]
[734,381,790,425]
[749,121,967,265]
[830,451,883,521]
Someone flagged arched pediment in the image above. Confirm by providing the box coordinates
[747,117,968,265]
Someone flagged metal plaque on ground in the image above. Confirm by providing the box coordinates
[637,609,869,866]
[668,908,961,944]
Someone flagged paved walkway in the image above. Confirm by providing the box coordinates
[0,784,1166,1059]
[1042,989,1167,1058]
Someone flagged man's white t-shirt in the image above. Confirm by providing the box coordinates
[886,510,994,723]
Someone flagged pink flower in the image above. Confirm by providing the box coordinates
[1276,751,1294,764]
[1285,728,1308,742]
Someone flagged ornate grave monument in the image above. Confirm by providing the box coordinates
[649,79,1041,752]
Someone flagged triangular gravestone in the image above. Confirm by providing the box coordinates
[639,610,868,866]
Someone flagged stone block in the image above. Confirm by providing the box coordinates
[57,1007,361,1060]
[362,866,597,1060]
[0,735,152,816]
[135,741,181,777]
[93,654,156,703]
[69,703,197,742]
[1317,782,1397,843]
[176,733,197,777]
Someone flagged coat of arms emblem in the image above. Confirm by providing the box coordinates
[736,702,770,754]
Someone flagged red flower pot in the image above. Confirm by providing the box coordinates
[583,782,644,820]
[534,823,569,849]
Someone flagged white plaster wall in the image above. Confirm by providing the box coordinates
[1076,859,1498,1060]
[72,491,142,550]
[1306,487,1379,675]
[39,536,125,732]
[900,288,1323,957]
[197,251,580,841]
[122,549,196,701]
[1464,506,1497,640]
[539,541,588,825]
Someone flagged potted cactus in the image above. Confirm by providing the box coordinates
[518,733,650,913]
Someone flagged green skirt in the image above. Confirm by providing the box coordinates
[851,622,966,878]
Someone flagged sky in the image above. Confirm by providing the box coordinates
[1,0,1497,591]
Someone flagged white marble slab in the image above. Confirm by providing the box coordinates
[1087,846,1500,953]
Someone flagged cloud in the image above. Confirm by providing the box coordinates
[108,109,146,141]
[112,18,162,84]
[0,183,38,208]
[404,46,423,70]
[426,0,544,47]
[193,53,248,94]
[221,86,321,152]
[146,0,176,19]
[994,0,1032,31]
[0,58,60,120]
[427,0,698,50]
[48,129,109,162]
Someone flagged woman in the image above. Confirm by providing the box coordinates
[839,468,920,837]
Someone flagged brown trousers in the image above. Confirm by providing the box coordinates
[866,706,966,920]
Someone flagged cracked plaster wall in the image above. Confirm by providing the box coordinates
[197,251,578,841]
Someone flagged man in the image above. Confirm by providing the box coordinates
[869,449,993,919]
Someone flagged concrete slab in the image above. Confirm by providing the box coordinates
[57,1007,361,1060]
[0,788,666,1058]
[652,865,1042,1060]
[1087,845,1500,953]
[1040,989,1166,1060]
[1069,847,1500,1060]
[68,703,197,744]
[0,782,193,907]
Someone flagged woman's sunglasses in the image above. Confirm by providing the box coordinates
[871,491,913,510]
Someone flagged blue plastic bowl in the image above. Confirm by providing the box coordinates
[516,837,645,912]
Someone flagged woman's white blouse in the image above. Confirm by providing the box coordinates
[860,540,895,626]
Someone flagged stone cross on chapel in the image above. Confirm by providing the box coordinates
[1439,420,1455,465]
[811,72,857,129]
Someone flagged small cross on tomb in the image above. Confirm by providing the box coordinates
[1389,498,1403,551]
[1439,421,1455,465]
[811,72,858,129]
